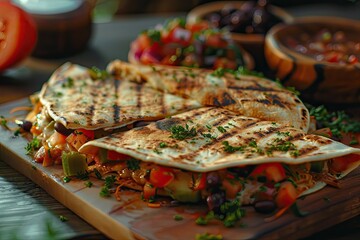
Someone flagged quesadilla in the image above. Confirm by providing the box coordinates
[25,63,201,166]
[79,107,360,212]
[107,60,310,132]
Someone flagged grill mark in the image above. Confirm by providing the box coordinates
[227,83,282,92]
[135,84,143,113]
[298,145,319,156]
[113,80,121,122]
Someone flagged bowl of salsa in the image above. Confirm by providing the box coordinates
[265,17,360,104]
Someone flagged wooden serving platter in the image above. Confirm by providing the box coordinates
[0,99,359,239]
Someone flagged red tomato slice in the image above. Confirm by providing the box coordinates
[222,178,242,199]
[250,163,286,183]
[76,129,95,140]
[107,150,131,161]
[275,181,298,209]
[149,166,175,188]
[0,2,37,72]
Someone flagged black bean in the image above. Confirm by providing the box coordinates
[254,200,276,214]
[54,122,74,136]
[20,120,33,132]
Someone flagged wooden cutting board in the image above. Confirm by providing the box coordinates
[0,99,359,239]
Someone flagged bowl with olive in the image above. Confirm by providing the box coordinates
[187,0,293,69]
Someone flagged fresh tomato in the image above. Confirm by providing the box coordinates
[329,154,360,173]
[143,181,157,200]
[47,131,67,147]
[107,150,131,161]
[205,33,228,48]
[0,1,37,72]
[162,27,192,46]
[250,163,286,183]
[149,166,175,188]
[222,178,242,199]
[66,129,94,150]
[186,21,209,33]
[275,181,298,209]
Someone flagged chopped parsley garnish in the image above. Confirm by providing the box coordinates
[159,142,167,148]
[104,175,116,188]
[195,233,223,240]
[146,29,161,42]
[173,214,184,221]
[153,148,162,154]
[217,126,227,133]
[88,66,109,80]
[211,67,225,77]
[100,186,110,197]
[308,104,360,138]
[170,124,197,140]
[265,138,298,156]
[25,137,41,155]
[236,66,264,78]
[127,159,140,170]
[222,141,245,153]
[84,181,93,188]
[59,215,68,222]
[63,176,71,183]
[62,77,74,88]
[196,199,245,228]
[0,115,8,127]
[275,79,300,95]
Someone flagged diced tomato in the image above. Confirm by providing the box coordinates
[107,150,131,161]
[326,52,340,63]
[329,154,360,173]
[162,27,192,46]
[30,125,42,136]
[348,55,358,64]
[205,33,228,48]
[192,173,207,191]
[213,57,237,70]
[275,181,298,209]
[149,166,175,188]
[143,181,157,200]
[222,178,242,199]
[135,33,153,52]
[47,131,67,147]
[77,129,95,140]
[66,129,94,150]
[42,146,61,167]
[186,21,209,33]
[250,163,286,183]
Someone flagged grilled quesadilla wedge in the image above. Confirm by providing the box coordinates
[80,107,359,214]
[107,60,310,132]
[25,63,201,166]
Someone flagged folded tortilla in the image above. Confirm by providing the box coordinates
[80,107,359,172]
[39,63,201,130]
[107,60,310,132]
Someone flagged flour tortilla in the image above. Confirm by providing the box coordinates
[39,63,201,130]
[107,60,310,132]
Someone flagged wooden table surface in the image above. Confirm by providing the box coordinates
[1,4,360,239]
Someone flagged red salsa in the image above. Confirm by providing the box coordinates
[285,28,360,65]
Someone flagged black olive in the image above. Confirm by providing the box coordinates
[254,200,276,214]
[206,172,221,188]
[54,122,74,136]
[20,120,33,132]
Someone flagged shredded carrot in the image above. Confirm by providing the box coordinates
[264,205,292,222]
[147,202,161,208]
[10,106,33,114]
[114,181,129,201]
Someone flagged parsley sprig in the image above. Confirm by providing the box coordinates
[25,137,41,155]
[170,124,197,140]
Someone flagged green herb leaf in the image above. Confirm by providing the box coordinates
[173,214,184,221]
[195,232,223,240]
[170,124,197,140]
[25,136,41,155]
[127,159,140,170]
[59,215,68,222]
[85,181,93,188]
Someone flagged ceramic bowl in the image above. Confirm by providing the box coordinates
[265,17,360,104]
[187,1,293,69]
